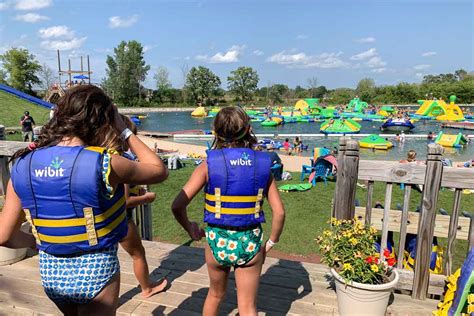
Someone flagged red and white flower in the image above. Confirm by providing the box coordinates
[217,238,227,248]
[227,240,238,251]
[217,251,226,260]
[246,242,256,252]
[228,253,237,262]
[208,231,216,240]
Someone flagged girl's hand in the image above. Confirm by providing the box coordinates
[186,221,204,241]
[112,106,127,133]
[143,192,156,203]
[265,240,274,254]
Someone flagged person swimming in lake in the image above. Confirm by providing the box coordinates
[171,106,285,315]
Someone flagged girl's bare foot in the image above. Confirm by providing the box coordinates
[141,278,168,298]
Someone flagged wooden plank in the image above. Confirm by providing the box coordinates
[358,160,426,184]
[397,185,412,269]
[354,207,471,240]
[357,159,474,189]
[365,181,374,225]
[333,137,347,217]
[445,189,462,275]
[0,141,25,156]
[413,144,444,300]
[380,183,393,259]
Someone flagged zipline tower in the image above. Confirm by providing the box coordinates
[57,49,93,86]
[44,50,94,104]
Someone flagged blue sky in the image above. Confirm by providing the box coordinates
[0,0,472,89]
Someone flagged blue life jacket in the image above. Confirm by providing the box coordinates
[204,148,271,227]
[11,146,128,256]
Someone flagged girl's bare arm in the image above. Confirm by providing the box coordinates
[266,177,285,244]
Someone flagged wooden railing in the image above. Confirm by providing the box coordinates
[333,137,474,300]
[0,136,153,240]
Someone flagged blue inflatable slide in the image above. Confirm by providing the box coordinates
[0,83,53,109]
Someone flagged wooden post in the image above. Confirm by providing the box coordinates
[380,183,393,259]
[334,139,360,220]
[445,189,462,275]
[365,181,374,225]
[142,203,153,241]
[68,59,72,84]
[332,137,347,217]
[57,50,62,85]
[87,55,91,84]
[412,144,444,300]
[397,185,412,269]
[0,125,8,198]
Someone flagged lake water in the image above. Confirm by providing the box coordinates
[139,112,474,162]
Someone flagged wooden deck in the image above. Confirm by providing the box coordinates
[0,241,439,315]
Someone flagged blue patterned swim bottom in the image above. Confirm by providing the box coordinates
[39,245,119,304]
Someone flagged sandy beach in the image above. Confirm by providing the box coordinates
[139,135,308,172]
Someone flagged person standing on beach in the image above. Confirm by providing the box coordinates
[1,85,168,315]
[20,111,35,142]
[172,106,285,315]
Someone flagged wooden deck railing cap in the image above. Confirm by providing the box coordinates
[426,144,444,161]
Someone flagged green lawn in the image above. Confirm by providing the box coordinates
[0,90,50,128]
[150,165,473,269]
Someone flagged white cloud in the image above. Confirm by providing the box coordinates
[422,51,437,57]
[413,64,431,70]
[371,67,386,73]
[143,45,154,53]
[415,73,424,78]
[296,34,308,40]
[39,25,73,39]
[266,51,348,69]
[0,1,10,10]
[15,13,49,23]
[108,15,139,28]
[253,49,264,56]
[41,37,87,51]
[350,48,377,60]
[354,37,376,43]
[15,0,52,10]
[196,45,245,63]
[366,56,387,68]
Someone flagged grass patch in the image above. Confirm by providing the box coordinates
[150,164,473,269]
[0,90,50,128]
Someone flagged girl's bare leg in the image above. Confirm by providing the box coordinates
[234,249,264,316]
[203,245,231,316]
[120,221,167,298]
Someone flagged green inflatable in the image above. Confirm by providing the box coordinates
[278,183,312,192]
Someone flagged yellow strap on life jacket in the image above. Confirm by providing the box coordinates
[129,185,141,196]
[205,203,258,215]
[402,246,444,274]
[205,193,260,203]
[84,146,107,154]
[254,188,264,219]
[36,210,126,244]
[83,207,98,246]
[23,208,41,245]
[214,188,221,219]
[30,195,125,227]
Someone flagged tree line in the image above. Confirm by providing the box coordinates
[1,43,473,107]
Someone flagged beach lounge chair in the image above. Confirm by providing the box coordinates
[300,147,331,183]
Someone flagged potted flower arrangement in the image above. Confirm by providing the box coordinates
[316,218,399,316]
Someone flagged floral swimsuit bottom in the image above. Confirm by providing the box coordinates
[205,224,263,267]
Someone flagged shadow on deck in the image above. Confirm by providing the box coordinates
[0,240,438,315]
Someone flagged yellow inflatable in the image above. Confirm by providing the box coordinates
[436,96,465,121]
[191,106,207,117]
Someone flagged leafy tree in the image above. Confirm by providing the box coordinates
[0,48,41,92]
[227,66,259,103]
[268,84,289,105]
[39,63,55,90]
[184,66,221,105]
[326,88,356,104]
[153,66,172,104]
[0,69,7,84]
[104,40,150,105]
[356,78,376,102]
[294,85,308,98]
[313,85,327,98]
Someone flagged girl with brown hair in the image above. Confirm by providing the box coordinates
[172,106,285,315]
[0,85,168,315]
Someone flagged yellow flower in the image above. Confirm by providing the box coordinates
[370,227,378,234]
[323,230,332,237]
[349,237,358,245]
[343,263,353,271]
[371,264,379,273]
[342,231,352,238]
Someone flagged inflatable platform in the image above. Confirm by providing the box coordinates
[435,132,468,148]
[359,134,393,150]
[320,119,361,134]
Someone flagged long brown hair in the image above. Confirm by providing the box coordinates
[11,85,115,161]
[211,106,257,149]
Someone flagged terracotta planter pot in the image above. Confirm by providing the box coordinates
[331,268,400,316]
